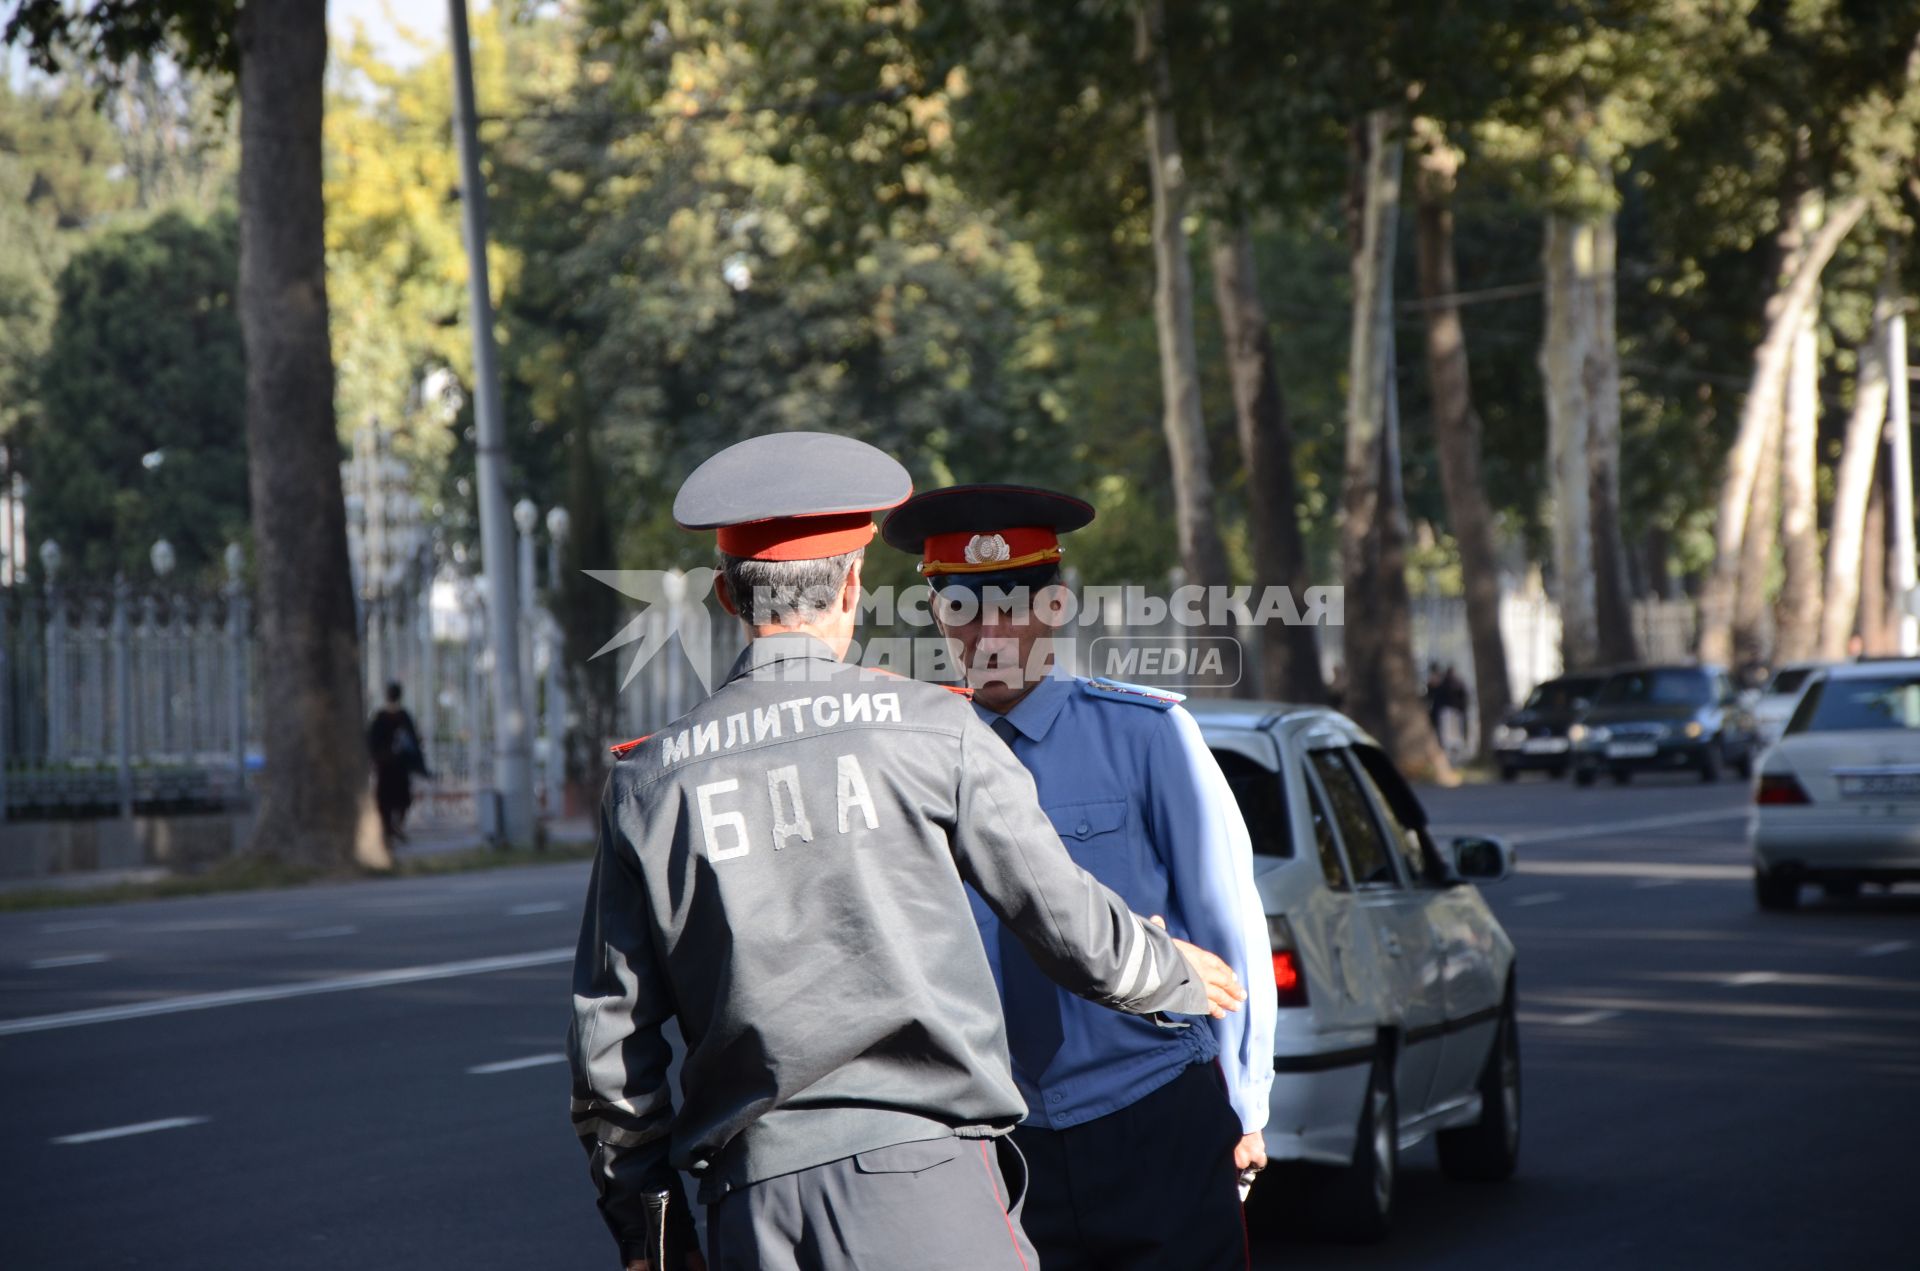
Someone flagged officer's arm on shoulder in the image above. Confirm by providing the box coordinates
[949,713,1210,1018]
[567,781,691,1266]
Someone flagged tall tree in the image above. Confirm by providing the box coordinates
[1411,120,1512,749]
[1773,274,1824,661]
[1344,109,1450,781]
[33,210,248,580]
[1820,277,1895,658]
[1207,215,1324,701]
[1134,0,1230,590]
[8,0,386,870]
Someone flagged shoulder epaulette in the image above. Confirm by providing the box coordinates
[1081,677,1184,710]
[609,733,654,758]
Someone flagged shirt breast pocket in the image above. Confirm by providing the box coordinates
[1043,798,1129,848]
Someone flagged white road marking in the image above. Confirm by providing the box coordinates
[52,1116,208,1145]
[1512,891,1566,907]
[1517,1009,1622,1027]
[288,925,358,941]
[1519,861,1749,881]
[1863,941,1913,958]
[1645,970,1920,994]
[507,901,567,917]
[0,947,573,1037]
[40,919,118,934]
[1531,992,1920,1025]
[29,953,110,970]
[1503,807,1749,847]
[468,1052,568,1075]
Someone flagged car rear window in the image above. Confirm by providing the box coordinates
[1788,675,1920,734]
[1211,750,1293,858]
[1766,667,1813,695]
[1596,669,1711,707]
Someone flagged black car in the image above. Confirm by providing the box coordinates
[1492,672,1608,780]
[1570,664,1759,785]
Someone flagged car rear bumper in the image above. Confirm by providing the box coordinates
[1753,811,1920,876]
[1263,1041,1375,1167]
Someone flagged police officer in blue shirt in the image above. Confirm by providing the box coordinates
[883,485,1277,1271]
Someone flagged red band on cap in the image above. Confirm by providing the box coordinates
[716,512,877,561]
[922,526,1062,575]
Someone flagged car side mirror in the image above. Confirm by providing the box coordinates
[1445,834,1514,884]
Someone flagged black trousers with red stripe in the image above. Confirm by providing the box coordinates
[1010,1060,1248,1271]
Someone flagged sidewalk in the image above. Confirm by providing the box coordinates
[0,815,597,897]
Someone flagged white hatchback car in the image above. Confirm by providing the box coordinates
[1189,700,1520,1240]
[1752,658,1920,910]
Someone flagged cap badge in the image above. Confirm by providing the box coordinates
[964,533,1011,565]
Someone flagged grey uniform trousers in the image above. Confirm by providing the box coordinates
[705,1135,1038,1271]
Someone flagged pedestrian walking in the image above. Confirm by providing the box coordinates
[882,484,1276,1271]
[366,681,428,844]
[567,432,1246,1271]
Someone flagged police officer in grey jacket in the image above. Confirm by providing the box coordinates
[568,432,1246,1271]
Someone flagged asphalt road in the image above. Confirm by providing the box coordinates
[2,773,1915,1270]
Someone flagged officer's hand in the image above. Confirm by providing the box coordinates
[1234,1130,1268,1172]
[1150,915,1246,1018]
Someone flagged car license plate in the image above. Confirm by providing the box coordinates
[1606,742,1657,758]
[1835,772,1920,799]
[1523,738,1569,755]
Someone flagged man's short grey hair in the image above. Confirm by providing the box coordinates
[718,548,864,626]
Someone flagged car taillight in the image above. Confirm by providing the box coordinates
[1266,916,1310,1008]
[1755,773,1810,805]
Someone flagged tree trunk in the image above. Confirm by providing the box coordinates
[1343,109,1451,782]
[1775,292,1824,661]
[1695,192,1867,664]
[1411,125,1510,756]
[237,0,385,869]
[1541,213,1598,670]
[1819,282,1893,658]
[1587,206,1638,665]
[1733,402,1780,666]
[1206,217,1324,702]
[1861,465,1890,653]
[1134,0,1230,590]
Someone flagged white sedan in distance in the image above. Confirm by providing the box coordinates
[1190,700,1520,1242]
[1752,658,1920,910]
[1752,660,1829,747]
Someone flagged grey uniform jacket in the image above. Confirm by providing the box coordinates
[568,633,1208,1255]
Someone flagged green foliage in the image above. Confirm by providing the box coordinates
[32,209,249,580]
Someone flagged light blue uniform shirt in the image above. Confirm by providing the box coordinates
[969,675,1276,1134]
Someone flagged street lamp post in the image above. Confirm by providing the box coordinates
[545,506,569,817]
[514,499,539,808]
[40,540,63,764]
[449,0,533,845]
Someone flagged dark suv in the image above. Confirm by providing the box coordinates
[1492,672,1608,781]
[1570,664,1759,785]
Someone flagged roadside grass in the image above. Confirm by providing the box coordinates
[0,840,594,912]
